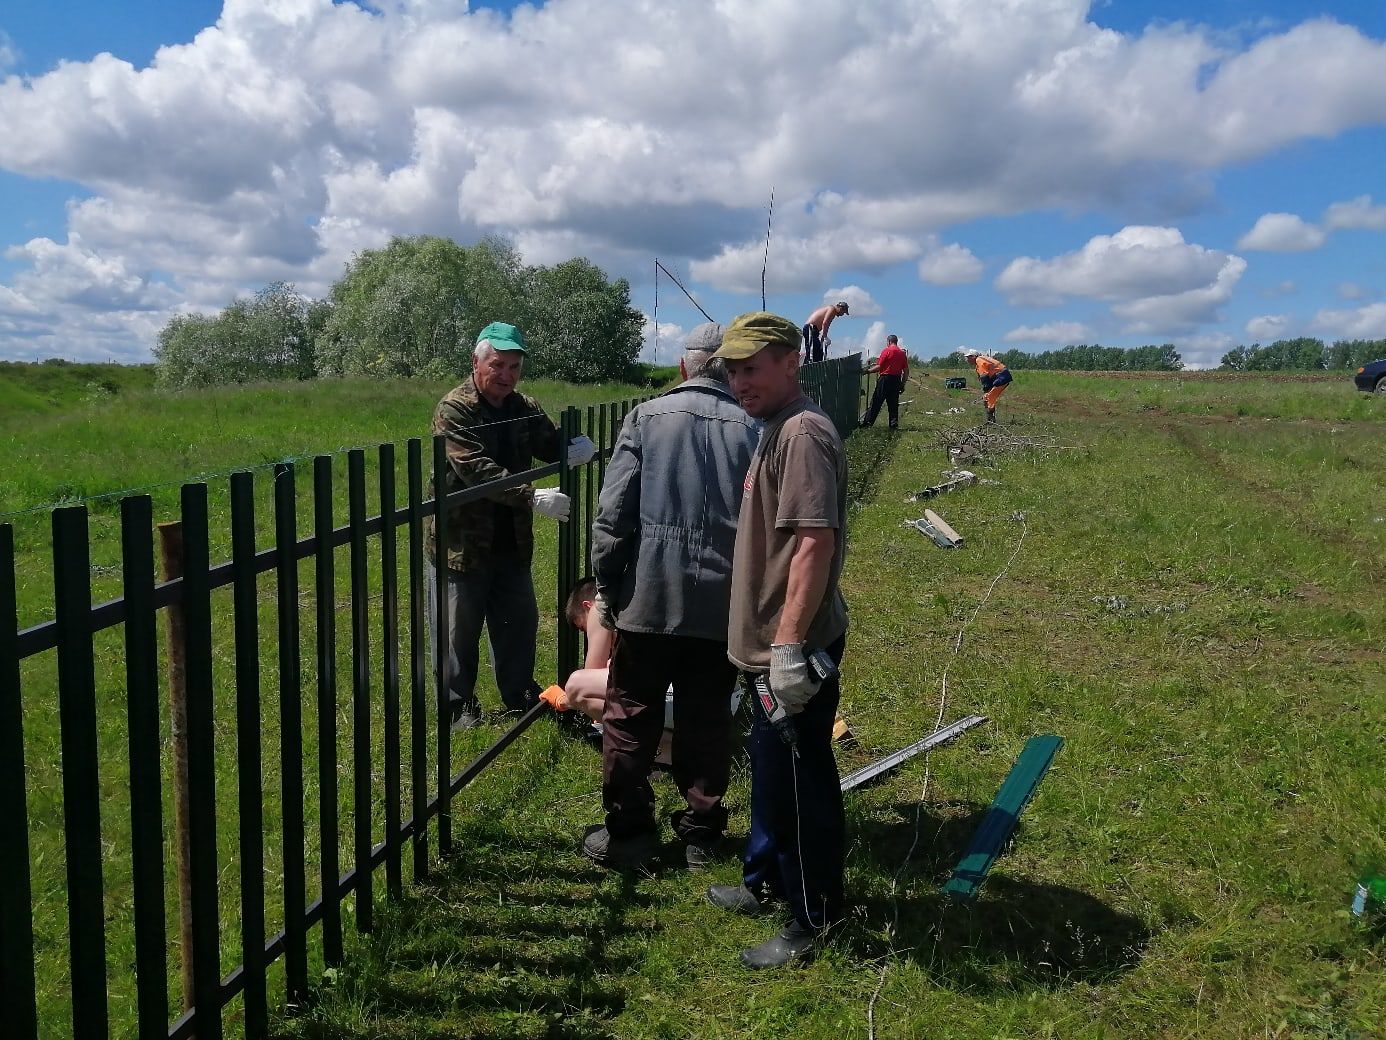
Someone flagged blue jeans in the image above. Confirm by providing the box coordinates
[426,557,541,714]
[742,635,847,931]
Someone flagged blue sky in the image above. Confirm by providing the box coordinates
[1,0,1383,368]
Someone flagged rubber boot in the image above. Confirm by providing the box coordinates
[986,407,996,424]
[739,921,818,968]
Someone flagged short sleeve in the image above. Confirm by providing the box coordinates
[774,431,840,530]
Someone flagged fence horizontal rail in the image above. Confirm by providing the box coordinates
[14,460,562,659]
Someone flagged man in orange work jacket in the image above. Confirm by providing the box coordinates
[958,347,1013,423]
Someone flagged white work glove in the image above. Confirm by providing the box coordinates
[770,643,822,713]
[593,591,617,631]
[532,488,571,522]
[566,435,595,467]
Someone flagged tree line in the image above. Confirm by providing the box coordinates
[916,343,1183,370]
[155,236,647,388]
[917,337,1386,372]
[1218,337,1384,371]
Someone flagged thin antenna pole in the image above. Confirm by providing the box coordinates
[652,257,659,363]
[653,259,715,323]
[761,187,774,311]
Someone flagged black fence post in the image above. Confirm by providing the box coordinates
[406,440,428,882]
[347,449,373,935]
[180,484,223,1040]
[312,456,343,967]
[230,472,268,1037]
[379,444,402,901]
[431,435,452,857]
[121,496,168,1040]
[0,524,38,1040]
[273,462,308,1006]
[53,505,109,1039]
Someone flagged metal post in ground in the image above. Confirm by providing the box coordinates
[156,520,195,1016]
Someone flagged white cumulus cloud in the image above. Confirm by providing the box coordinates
[1,1,1385,358]
[1238,213,1327,252]
[1313,302,1386,339]
[917,241,983,285]
[1322,194,1386,231]
[1002,321,1094,344]
[996,226,1242,335]
[1245,314,1292,340]
[823,285,881,316]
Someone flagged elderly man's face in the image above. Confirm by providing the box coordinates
[473,347,524,406]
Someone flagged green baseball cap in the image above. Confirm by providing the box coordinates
[476,321,527,353]
[712,311,801,360]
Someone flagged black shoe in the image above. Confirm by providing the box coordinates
[581,825,658,872]
[740,921,818,969]
[449,701,482,731]
[707,883,773,916]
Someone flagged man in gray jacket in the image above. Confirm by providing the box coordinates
[583,322,759,871]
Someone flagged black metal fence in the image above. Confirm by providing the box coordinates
[0,361,861,1040]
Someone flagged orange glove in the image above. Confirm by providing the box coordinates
[539,684,569,711]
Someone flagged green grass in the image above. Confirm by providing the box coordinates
[8,369,1385,1038]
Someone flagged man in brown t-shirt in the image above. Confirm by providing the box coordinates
[705,311,849,969]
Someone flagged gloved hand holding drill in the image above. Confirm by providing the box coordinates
[769,643,823,712]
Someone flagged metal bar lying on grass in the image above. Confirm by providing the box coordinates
[839,714,988,792]
[942,733,1064,902]
[903,507,965,549]
[908,470,976,502]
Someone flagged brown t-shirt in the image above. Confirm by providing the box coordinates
[727,395,849,671]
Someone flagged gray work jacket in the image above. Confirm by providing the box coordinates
[591,376,759,642]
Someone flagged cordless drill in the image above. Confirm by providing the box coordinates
[751,648,839,748]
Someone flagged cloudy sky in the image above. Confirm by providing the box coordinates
[1,0,1384,369]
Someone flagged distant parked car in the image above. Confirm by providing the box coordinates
[1354,358,1386,392]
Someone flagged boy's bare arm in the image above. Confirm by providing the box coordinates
[584,612,614,669]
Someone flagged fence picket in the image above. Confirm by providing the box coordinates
[121,497,168,1040]
[179,485,223,1040]
[406,440,428,882]
[273,463,309,1004]
[312,457,343,967]
[347,450,373,935]
[379,444,402,900]
[230,472,268,1036]
[0,523,38,1040]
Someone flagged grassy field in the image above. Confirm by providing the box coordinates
[6,368,1383,1038]
[275,370,1380,1040]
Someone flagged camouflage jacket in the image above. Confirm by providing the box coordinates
[423,377,562,573]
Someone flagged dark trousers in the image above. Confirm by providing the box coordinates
[743,635,846,932]
[426,557,541,714]
[861,374,904,429]
[802,324,824,364]
[602,631,738,842]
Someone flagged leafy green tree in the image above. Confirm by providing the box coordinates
[154,282,320,388]
[522,258,644,383]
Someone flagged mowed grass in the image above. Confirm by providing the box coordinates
[7,369,1383,1038]
[271,371,1381,1040]
[2,373,653,1038]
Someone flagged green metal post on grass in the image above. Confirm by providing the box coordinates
[347,449,374,935]
[379,443,403,901]
[312,457,343,967]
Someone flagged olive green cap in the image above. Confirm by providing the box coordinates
[712,311,801,360]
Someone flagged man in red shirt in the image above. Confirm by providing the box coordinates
[859,334,909,430]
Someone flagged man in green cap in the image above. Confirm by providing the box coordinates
[425,321,596,727]
[703,311,850,968]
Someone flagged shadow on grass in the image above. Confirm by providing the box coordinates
[847,803,1151,991]
[274,829,646,1040]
